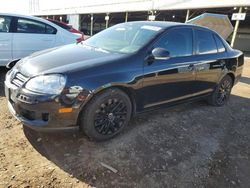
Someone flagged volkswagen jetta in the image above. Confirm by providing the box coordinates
[5,21,244,140]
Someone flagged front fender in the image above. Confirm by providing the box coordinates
[71,71,143,119]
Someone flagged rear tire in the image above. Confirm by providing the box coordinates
[208,75,233,106]
[80,88,132,141]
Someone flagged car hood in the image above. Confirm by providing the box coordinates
[16,43,124,77]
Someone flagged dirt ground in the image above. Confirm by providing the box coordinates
[0,59,250,188]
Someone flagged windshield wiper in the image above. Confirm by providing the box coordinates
[93,47,109,53]
[81,44,110,53]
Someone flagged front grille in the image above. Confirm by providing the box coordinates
[11,72,29,87]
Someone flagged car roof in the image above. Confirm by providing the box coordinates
[129,21,228,48]
[0,12,63,30]
[127,21,184,28]
[47,18,68,25]
[0,14,216,35]
[125,21,216,33]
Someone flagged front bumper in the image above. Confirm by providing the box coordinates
[4,80,80,131]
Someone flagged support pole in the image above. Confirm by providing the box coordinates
[105,14,109,29]
[68,14,80,30]
[105,19,108,29]
[90,14,93,36]
[231,7,242,47]
[185,9,190,22]
[125,12,128,22]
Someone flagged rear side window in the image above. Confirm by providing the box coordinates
[196,29,217,55]
[214,34,226,53]
[17,18,57,34]
[46,24,57,34]
[154,28,193,57]
[0,16,11,33]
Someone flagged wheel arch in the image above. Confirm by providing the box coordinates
[76,85,137,127]
[227,72,235,85]
[218,71,236,86]
[111,86,137,115]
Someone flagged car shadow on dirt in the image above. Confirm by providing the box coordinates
[0,66,249,187]
[0,68,8,97]
[240,76,250,85]
[23,94,250,188]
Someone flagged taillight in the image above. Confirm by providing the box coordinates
[76,37,83,43]
[76,34,84,43]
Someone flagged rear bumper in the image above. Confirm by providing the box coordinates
[234,53,245,85]
[5,80,80,131]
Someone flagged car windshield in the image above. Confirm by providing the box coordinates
[83,23,163,54]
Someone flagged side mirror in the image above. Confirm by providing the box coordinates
[152,48,170,60]
[6,59,20,69]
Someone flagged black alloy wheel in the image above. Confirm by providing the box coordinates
[216,78,232,105]
[208,75,233,106]
[94,98,128,135]
[80,88,132,141]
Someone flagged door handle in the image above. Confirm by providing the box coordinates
[188,64,194,71]
[197,66,205,71]
[220,60,226,68]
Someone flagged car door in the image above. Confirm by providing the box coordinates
[142,27,198,108]
[12,17,57,60]
[192,28,227,93]
[0,15,13,66]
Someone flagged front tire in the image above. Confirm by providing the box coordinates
[208,75,233,106]
[80,88,132,141]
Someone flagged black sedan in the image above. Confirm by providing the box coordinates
[5,21,244,140]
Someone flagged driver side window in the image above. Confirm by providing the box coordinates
[0,16,11,33]
[154,28,193,57]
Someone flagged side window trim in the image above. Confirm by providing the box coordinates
[9,16,15,33]
[213,34,226,53]
[191,28,196,56]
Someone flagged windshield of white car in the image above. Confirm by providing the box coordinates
[82,23,162,54]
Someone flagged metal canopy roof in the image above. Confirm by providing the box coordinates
[157,0,250,10]
[32,0,250,15]
[186,13,234,39]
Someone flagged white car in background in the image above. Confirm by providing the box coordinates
[0,13,82,66]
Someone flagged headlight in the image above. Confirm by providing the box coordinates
[5,68,18,81]
[25,74,66,94]
[5,69,12,81]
